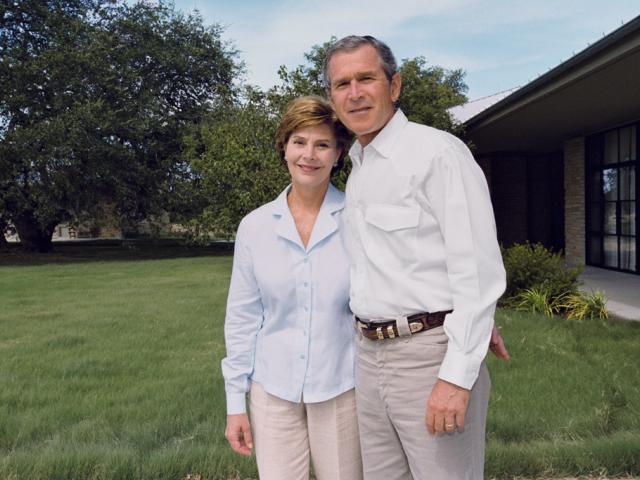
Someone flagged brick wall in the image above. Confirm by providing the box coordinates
[527,153,565,251]
[491,155,528,246]
[476,157,492,191]
[564,137,585,266]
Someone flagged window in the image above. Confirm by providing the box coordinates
[586,124,638,273]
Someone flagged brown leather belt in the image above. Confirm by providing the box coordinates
[356,310,452,340]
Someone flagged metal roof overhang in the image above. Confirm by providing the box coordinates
[466,16,640,155]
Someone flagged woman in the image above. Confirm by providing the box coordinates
[221,96,363,480]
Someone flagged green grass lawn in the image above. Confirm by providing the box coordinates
[1,248,639,479]
[486,310,640,477]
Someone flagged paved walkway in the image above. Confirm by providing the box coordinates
[579,266,640,321]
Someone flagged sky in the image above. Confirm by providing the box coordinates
[172,0,639,101]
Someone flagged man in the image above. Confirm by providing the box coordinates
[324,35,507,479]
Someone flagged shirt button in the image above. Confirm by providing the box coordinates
[300,354,306,359]
[303,331,307,336]
[304,306,308,311]
[303,258,308,263]
[304,282,308,287]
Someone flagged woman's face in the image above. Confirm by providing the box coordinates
[284,123,340,191]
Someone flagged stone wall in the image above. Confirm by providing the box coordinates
[564,137,586,266]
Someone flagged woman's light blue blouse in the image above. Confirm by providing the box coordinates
[221,184,355,414]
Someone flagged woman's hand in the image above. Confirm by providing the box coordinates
[225,413,254,456]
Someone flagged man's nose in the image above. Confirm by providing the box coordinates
[349,80,362,99]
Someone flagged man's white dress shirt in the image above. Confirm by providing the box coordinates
[221,184,355,414]
[345,110,506,390]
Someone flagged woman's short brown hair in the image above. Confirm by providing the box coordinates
[274,95,352,175]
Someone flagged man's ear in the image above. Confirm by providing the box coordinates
[390,72,401,103]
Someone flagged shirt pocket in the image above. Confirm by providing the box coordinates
[362,203,420,266]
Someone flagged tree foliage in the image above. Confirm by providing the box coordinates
[184,87,289,240]
[397,56,467,136]
[266,39,332,114]
[0,0,239,251]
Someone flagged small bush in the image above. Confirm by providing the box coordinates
[558,290,609,321]
[511,288,556,317]
[501,242,582,305]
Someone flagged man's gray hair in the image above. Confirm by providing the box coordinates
[323,35,398,92]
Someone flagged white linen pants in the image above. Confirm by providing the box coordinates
[355,326,490,480]
[249,382,363,480]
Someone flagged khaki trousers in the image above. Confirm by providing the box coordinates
[249,382,363,480]
[355,326,490,480]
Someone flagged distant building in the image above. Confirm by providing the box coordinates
[461,14,639,274]
[4,214,185,243]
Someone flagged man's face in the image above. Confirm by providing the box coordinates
[327,44,401,147]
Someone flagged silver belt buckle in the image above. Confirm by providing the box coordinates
[409,321,424,333]
[386,325,396,338]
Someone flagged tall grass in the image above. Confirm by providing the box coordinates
[1,251,639,479]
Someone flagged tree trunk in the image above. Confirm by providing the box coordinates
[13,214,57,253]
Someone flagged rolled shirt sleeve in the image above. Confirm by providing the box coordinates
[425,141,506,389]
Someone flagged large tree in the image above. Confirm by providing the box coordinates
[0,0,239,251]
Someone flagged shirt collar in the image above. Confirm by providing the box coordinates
[348,109,408,166]
[272,183,344,252]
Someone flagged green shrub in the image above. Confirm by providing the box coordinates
[511,288,556,317]
[557,290,609,321]
[501,242,582,305]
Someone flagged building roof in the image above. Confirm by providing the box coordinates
[449,87,520,124]
[464,14,640,154]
